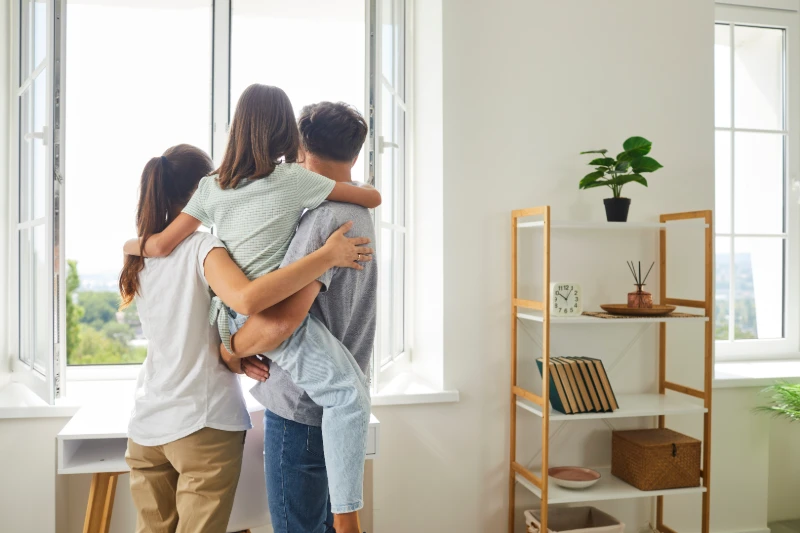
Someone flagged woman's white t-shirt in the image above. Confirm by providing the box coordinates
[127,232,252,447]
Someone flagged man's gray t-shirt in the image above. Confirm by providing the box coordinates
[250,201,377,427]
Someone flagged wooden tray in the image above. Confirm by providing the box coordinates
[599,304,676,316]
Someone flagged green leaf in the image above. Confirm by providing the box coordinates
[622,136,652,156]
[581,181,613,190]
[580,149,608,155]
[615,161,631,173]
[579,170,606,189]
[589,157,615,166]
[631,156,663,173]
[611,173,648,187]
[617,151,632,162]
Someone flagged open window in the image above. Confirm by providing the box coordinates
[10,0,62,403]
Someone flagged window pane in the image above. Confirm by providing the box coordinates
[715,24,731,128]
[20,0,47,82]
[380,229,393,364]
[381,85,394,144]
[231,0,366,180]
[33,224,49,374]
[734,25,784,131]
[19,72,47,223]
[715,236,731,341]
[392,231,405,357]
[715,130,731,233]
[381,147,394,224]
[65,0,212,365]
[19,225,48,371]
[733,132,784,234]
[381,0,394,86]
[394,105,405,226]
[733,237,784,340]
[19,230,32,365]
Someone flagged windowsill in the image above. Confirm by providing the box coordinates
[0,369,460,419]
[713,359,800,388]
[372,371,459,406]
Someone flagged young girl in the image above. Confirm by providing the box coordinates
[121,144,372,533]
[123,84,378,533]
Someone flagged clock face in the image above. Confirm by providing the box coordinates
[550,283,582,316]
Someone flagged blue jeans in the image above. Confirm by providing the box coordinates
[230,312,370,513]
[264,410,334,533]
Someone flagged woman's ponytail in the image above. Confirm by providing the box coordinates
[119,145,214,308]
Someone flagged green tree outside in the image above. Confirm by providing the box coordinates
[66,261,147,365]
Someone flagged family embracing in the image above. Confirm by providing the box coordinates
[120,84,378,533]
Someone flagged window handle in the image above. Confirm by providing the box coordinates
[24,126,48,145]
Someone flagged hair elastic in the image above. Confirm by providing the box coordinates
[160,155,168,166]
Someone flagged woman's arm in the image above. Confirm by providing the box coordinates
[123,213,201,257]
[326,182,382,209]
[203,222,372,317]
[223,282,322,363]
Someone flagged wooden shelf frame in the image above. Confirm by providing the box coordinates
[508,207,713,533]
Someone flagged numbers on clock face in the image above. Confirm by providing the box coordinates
[552,283,580,315]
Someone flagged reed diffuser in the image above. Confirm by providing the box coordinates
[627,261,654,309]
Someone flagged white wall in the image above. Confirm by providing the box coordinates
[768,411,800,521]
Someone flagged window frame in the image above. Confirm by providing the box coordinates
[9,0,61,403]
[714,3,800,361]
[371,0,413,389]
[10,0,414,397]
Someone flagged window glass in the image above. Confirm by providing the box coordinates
[230,0,366,180]
[64,0,213,365]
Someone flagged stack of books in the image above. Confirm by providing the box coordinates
[535,357,619,414]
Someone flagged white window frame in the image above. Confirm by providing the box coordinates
[371,0,412,390]
[715,2,800,361]
[9,0,62,403]
[10,0,414,399]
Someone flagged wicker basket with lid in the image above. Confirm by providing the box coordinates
[611,428,701,491]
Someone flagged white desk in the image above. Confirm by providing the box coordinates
[57,393,380,533]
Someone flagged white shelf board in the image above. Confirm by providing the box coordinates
[517,311,708,324]
[58,438,129,475]
[516,467,706,504]
[516,393,707,421]
[516,221,708,230]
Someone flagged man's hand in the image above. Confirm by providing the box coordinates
[242,355,270,382]
[220,342,243,374]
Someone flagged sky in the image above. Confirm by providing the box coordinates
[64,0,365,286]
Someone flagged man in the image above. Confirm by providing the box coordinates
[222,101,376,533]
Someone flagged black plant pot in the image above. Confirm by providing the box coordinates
[604,197,631,222]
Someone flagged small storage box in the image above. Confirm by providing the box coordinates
[525,507,625,533]
[611,428,701,491]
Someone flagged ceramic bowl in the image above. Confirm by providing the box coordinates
[548,466,601,489]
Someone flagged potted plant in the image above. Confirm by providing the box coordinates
[756,382,800,422]
[579,136,664,222]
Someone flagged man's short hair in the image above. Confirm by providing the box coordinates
[297,102,368,163]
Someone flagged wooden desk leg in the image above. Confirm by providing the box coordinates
[361,460,374,533]
[83,472,123,533]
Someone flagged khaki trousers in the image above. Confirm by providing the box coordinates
[125,427,246,533]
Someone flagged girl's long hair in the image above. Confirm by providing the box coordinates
[215,84,300,190]
[119,144,214,308]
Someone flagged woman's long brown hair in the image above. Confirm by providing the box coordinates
[119,144,214,308]
[215,84,300,189]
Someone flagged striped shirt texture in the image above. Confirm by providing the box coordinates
[182,162,335,347]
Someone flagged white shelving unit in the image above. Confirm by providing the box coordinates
[508,207,713,533]
[515,467,708,505]
[516,311,709,324]
[516,393,707,421]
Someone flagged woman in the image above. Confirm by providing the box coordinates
[120,143,371,533]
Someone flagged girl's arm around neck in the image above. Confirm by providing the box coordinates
[123,213,201,257]
[326,181,382,209]
[203,221,373,317]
